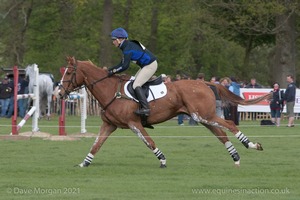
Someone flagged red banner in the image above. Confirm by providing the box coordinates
[241,92,269,105]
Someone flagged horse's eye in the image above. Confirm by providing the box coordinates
[66,67,73,74]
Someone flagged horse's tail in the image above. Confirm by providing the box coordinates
[206,82,271,105]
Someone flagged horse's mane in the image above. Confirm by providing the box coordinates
[79,59,132,80]
[79,60,99,69]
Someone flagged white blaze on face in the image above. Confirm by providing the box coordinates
[52,86,60,98]
[60,67,68,86]
[58,67,68,95]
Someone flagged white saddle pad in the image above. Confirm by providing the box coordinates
[124,77,167,102]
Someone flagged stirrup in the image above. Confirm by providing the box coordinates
[134,108,150,116]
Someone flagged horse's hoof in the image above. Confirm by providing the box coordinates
[76,162,88,167]
[234,160,240,168]
[256,143,263,151]
[160,164,167,168]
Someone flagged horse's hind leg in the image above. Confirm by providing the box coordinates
[191,113,263,151]
[202,124,241,166]
[129,122,167,168]
[218,119,263,151]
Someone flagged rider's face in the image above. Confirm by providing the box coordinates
[112,38,122,47]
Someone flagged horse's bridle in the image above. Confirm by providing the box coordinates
[59,62,110,99]
[59,64,80,99]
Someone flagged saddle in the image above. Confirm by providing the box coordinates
[124,75,167,129]
[124,75,167,102]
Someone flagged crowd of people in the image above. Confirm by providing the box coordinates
[0,70,297,127]
[0,74,29,118]
[161,73,297,127]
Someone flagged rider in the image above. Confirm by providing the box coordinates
[107,27,158,117]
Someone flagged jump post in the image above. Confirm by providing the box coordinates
[59,89,87,135]
[11,65,40,135]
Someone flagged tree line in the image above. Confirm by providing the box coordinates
[0,0,299,87]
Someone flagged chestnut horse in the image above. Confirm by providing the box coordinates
[58,56,271,168]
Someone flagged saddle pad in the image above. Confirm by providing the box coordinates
[124,77,167,102]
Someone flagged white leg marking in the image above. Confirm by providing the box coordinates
[191,112,225,129]
[248,142,256,149]
[130,125,151,149]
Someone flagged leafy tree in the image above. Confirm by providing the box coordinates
[0,0,33,66]
[202,0,299,85]
[0,0,299,86]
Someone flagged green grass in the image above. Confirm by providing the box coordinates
[0,116,299,200]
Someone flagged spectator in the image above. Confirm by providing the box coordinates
[284,75,296,127]
[245,78,262,88]
[220,77,230,88]
[210,76,220,84]
[6,75,29,118]
[245,78,262,120]
[198,74,223,119]
[228,77,240,125]
[175,74,181,82]
[220,77,232,120]
[165,75,172,83]
[197,73,205,80]
[210,76,223,118]
[269,83,284,127]
[175,74,184,125]
[0,76,13,117]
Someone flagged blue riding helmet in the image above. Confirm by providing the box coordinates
[111,27,128,39]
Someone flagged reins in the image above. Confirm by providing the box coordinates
[100,79,132,111]
[84,75,133,125]
[67,63,132,111]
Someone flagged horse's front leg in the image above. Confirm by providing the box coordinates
[46,94,52,120]
[78,122,117,167]
[129,123,167,168]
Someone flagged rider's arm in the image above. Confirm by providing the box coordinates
[109,52,132,74]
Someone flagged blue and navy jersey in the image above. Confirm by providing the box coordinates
[284,82,296,102]
[110,40,157,73]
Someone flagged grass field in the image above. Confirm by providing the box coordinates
[0,116,299,200]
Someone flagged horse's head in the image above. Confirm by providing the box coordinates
[25,64,34,78]
[25,64,38,82]
[58,56,85,99]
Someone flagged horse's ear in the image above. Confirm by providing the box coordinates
[66,56,76,65]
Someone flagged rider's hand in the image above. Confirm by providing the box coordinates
[108,70,114,77]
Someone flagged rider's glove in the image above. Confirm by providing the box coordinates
[108,70,114,77]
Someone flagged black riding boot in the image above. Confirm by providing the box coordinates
[134,86,150,116]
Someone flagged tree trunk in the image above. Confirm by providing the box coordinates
[124,0,132,31]
[242,36,253,79]
[148,1,159,52]
[58,0,74,58]
[5,0,32,65]
[99,0,113,67]
[273,12,296,88]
